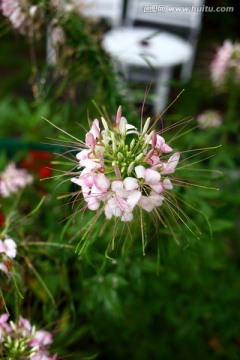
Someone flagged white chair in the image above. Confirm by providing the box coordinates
[102,0,205,112]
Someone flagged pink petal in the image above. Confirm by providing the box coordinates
[161,152,180,174]
[87,196,100,210]
[18,316,32,333]
[123,177,139,191]
[94,174,110,192]
[147,155,160,166]
[115,106,122,125]
[156,135,165,148]
[161,143,173,153]
[151,131,157,148]
[30,330,53,347]
[114,165,122,179]
[85,132,95,150]
[81,173,94,187]
[145,168,161,184]
[76,149,91,161]
[90,119,100,139]
[0,313,9,324]
[0,241,5,253]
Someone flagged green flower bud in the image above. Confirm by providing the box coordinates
[127,162,135,175]
[135,153,144,162]
[142,117,151,135]
[130,139,135,150]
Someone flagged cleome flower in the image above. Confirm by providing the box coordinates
[71,106,180,223]
[0,0,43,37]
[0,162,33,198]
[0,313,57,359]
[197,110,222,129]
[210,40,240,89]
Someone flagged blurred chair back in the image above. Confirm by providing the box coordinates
[82,0,124,27]
[126,0,205,81]
[126,0,204,31]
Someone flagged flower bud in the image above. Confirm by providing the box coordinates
[144,130,154,146]
[117,152,123,159]
[135,153,144,162]
[142,117,151,135]
[111,132,116,152]
[114,165,122,179]
[116,105,122,125]
[127,162,135,175]
[130,139,135,150]
[151,130,157,148]
[101,117,109,132]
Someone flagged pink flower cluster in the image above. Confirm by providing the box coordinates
[0,162,33,198]
[197,110,222,129]
[72,107,180,222]
[0,313,57,359]
[210,40,240,88]
[1,0,40,36]
[0,238,17,275]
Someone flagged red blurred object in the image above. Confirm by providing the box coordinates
[20,150,53,179]
[0,211,5,227]
[38,166,52,179]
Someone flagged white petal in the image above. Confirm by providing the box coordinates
[71,177,82,187]
[135,165,146,179]
[121,212,133,222]
[0,263,8,274]
[150,183,163,194]
[4,239,17,259]
[76,149,90,161]
[80,159,100,170]
[138,196,155,212]
[123,177,139,191]
[119,117,127,134]
[104,204,113,219]
[163,178,173,190]
[149,193,164,207]
[87,197,100,210]
[111,180,123,192]
[127,190,141,210]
